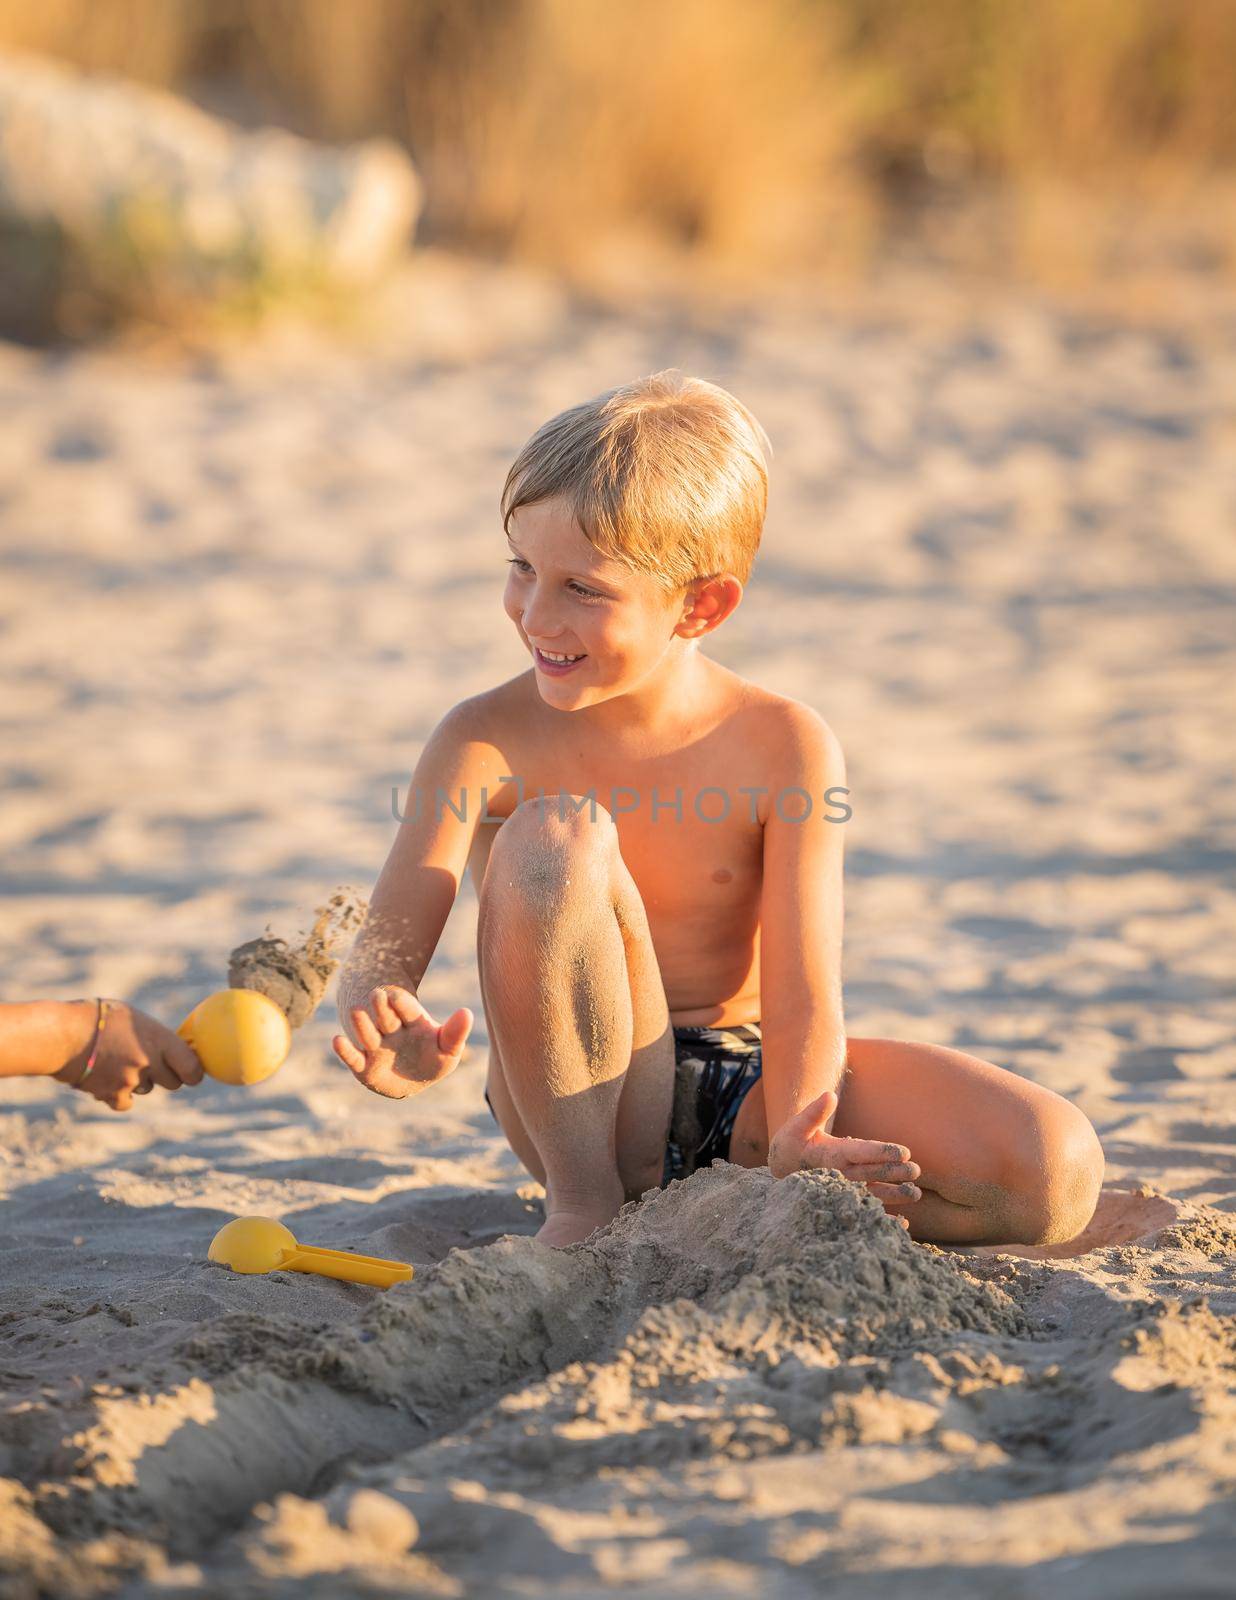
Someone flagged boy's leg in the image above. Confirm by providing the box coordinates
[730,1037,1103,1246]
[477,795,675,1246]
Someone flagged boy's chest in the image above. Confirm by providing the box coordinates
[470,738,766,927]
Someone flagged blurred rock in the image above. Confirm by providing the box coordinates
[0,51,421,338]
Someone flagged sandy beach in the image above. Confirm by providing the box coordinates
[2,269,1235,1596]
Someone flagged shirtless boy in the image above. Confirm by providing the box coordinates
[333,370,1104,1249]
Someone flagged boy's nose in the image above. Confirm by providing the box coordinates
[520,594,560,639]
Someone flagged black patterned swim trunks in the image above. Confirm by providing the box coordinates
[481,1020,764,1192]
[660,1021,763,1187]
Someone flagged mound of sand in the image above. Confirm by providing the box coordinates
[4,1165,1234,1596]
[1,1169,1016,1572]
[183,1164,1023,1408]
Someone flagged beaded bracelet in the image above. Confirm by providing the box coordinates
[75,997,113,1087]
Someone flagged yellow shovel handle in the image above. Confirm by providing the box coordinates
[281,1245,413,1289]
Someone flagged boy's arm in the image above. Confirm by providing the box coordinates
[757,703,849,1141]
[759,706,921,1202]
[336,697,505,1033]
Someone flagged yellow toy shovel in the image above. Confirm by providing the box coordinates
[209,1215,413,1289]
[178,989,292,1085]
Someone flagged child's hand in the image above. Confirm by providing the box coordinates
[56,1001,205,1112]
[768,1089,922,1205]
[333,986,472,1100]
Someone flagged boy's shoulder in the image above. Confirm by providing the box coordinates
[738,684,846,801]
[696,674,845,829]
[765,690,844,759]
[420,677,541,782]
[433,674,531,746]
[715,668,844,761]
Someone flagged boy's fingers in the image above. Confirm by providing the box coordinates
[803,1089,839,1128]
[826,1136,913,1167]
[332,1034,366,1073]
[864,1181,922,1203]
[796,1139,919,1186]
[782,1090,839,1142]
[858,1139,913,1164]
[388,989,424,1028]
[370,987,401,1034]
[350,1007,382,1052]
[332,1036,414,1101]
[437,1007,473,1060]
[426,1011,471,1083]
[839,1158,921,1184]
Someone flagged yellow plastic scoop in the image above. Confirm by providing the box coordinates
[178,989,292,1085]
[209,1215,413,1289]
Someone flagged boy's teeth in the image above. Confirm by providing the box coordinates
[541,650,583,662]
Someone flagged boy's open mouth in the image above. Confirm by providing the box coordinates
[535,647,587,674]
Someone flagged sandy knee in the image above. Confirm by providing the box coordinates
[483,794,616,905]
[1044,1102,1105,1241]
[504,792,617,842]
[1002,1098,1105,1245]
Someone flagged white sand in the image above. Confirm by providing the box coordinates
[1,265,1234,1595]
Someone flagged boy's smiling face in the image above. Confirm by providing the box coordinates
[504,496,696,708]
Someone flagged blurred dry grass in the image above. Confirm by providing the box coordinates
[2,0,1234,297]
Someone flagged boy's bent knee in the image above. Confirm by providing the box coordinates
[503,793,616,844]
[484,795,616,900]
[1002,1100,1104,1246]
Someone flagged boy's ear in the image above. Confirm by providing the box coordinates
[678,574,743,637]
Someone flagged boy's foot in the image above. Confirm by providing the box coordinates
[535,1201,621,1248]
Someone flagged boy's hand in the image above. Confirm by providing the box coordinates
[57,1001,205,1112]
[333,986,472,1100]
[768,1089,922,1206]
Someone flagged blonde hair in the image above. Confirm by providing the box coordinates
[500,369,772,599]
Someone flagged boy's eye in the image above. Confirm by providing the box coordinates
[505,557,604,601]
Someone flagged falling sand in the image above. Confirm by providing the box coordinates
[227,889,368,1029]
